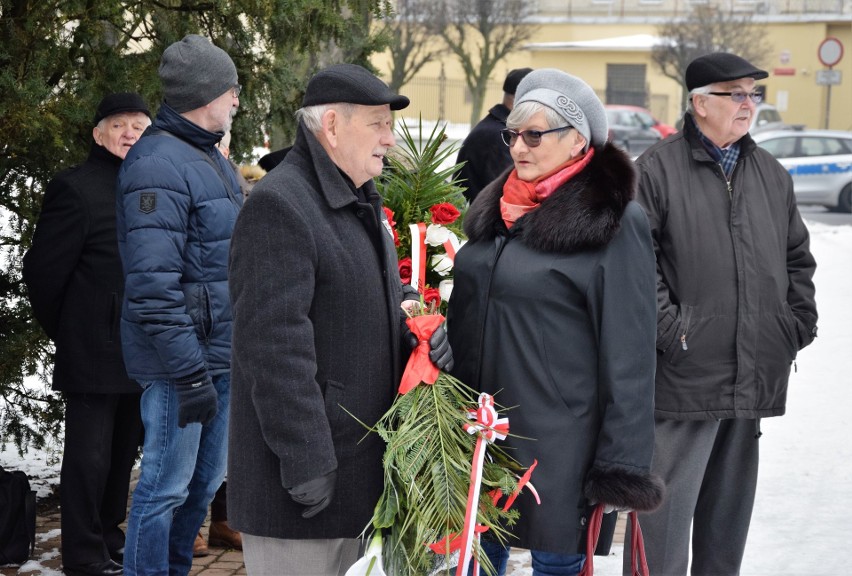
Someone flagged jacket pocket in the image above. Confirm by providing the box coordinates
[662,304,693,364]
[190,284,213,340]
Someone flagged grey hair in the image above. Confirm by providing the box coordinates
[296,103,356,134]
[687,85,712,113]
[507,101,574,142]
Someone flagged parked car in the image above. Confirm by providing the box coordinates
[753,128,852,213]
[750,103,802,134]
[605,104,677,138]
[604,107,662,157]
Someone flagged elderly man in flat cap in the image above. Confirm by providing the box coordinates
[115,35,243,575]
[627,52,818,576]
[24,92,151,576]
[227,63,451,574]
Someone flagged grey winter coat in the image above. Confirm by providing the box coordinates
[447,143,664,555]
[635,114,818,420]
[227,123,406,539]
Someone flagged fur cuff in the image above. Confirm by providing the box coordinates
[584,466,664,512]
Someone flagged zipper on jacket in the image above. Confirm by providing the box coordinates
[680,306,693,351]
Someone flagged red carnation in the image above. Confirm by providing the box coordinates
[429,203,460,225]
[398,257,412,285]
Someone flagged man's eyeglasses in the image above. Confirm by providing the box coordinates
[232,84,242,98]
[501,125,573,147]
[707,91,763,104]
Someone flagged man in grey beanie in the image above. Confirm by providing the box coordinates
[115,34,242,575]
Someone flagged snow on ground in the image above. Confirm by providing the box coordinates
[2,219,850,575]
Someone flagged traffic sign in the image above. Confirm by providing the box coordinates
[816,70,842,85]
[818,37,844,67]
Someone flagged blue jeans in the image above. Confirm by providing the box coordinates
[472,539,586,576]
[123,374,230,576]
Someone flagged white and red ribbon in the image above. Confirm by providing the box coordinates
[456,393,510,576]
[409,222,427,292]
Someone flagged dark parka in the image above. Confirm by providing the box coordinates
[456,104,514,202]
[447,143,664,555]
[635,115,818,420]
[23,143,137,394]
[227,123,406,539]
[116,104,242,381]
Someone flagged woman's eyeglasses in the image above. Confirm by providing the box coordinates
[501,125,573,148]
[707,91,763,104]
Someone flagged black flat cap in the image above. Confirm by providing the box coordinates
[302,63,409,110]
[93,92,150,125]
[503,68,533,95]
[686,53,768,91]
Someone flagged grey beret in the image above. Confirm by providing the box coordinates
[514,68,609,151]
[159,35,238,113]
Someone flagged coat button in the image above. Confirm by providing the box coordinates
[356,210,366,218]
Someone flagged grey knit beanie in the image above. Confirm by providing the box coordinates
[159,35,238,113]
[514,68,609,151]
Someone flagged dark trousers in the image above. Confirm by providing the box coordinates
[627,418,760,576]
[61,391,143,566]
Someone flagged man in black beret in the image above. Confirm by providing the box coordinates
[227,63,451,574]
[627,52,818,576]
[455,67,533,202]
[23,92,151,576]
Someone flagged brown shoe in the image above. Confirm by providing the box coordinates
[193,531,209,557]
[208,520,243,550]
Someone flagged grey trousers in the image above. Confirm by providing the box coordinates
[242,535,362,576]
[625,418,760,576]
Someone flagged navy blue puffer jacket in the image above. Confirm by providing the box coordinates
[116,103,242,381]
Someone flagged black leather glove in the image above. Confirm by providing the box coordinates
[288,470,337,518]
[428,325,454,372]
[174,370,217,428]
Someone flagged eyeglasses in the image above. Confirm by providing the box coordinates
[707,91,763,104]
[501,125,573,148]
[232,84,242,98]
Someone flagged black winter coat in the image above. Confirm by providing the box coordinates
[227,123,406,539]
[23,143,137,394]
[447,143,664,554]
[456,104,514,202]
[636,115,818,420]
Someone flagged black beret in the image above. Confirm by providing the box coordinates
[686,53,768,91]
[503,68,533,95]
[93,92,150,125]
[302,64,409,111]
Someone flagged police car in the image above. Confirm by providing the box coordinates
[753,129,852,213]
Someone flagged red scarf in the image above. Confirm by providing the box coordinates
[500,148,595,228]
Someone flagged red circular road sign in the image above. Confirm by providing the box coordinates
[818,37,844,67]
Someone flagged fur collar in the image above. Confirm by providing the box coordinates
[463,143,637,254]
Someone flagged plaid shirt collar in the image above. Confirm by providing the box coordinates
[688,114,741,179]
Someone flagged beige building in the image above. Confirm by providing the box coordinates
[372,0,852,131]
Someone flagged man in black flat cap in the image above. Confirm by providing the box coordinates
[455,67,532,202]
[625,52,818,576]
[227,63,450,574]
[23,92,151,576]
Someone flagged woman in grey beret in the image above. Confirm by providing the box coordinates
[446,68,663,575]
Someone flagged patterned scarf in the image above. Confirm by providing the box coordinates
[500,148,595,228]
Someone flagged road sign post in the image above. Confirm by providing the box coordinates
[817,37,844,129]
